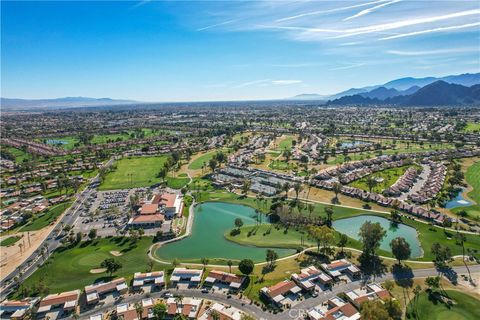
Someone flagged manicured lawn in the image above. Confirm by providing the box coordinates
[20,202,71,232]
[165,176,189,189]
[1,147,32,163]
[277,136,294,151]
[452,160,480,219]
[188,150,229,170]
[350,165,414,193]
[16,237,165,294]
[406,290,480,320]
[464,122,480,133]
[99,156,169,190]
[0,235,22,247]
[268,159,294,171]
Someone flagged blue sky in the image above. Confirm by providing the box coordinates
[1,0,479,101]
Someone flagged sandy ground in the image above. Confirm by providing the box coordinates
[0,226,54,280]
[456,271,480,296]
[110,250,123,257]
[302,187,389,213]
[90,268,107,274]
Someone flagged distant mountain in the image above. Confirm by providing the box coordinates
[399,81,480,106]
[359,86,421,100]
[1,96,138,110]
[293,73,480,100]
[327,81,480,106]
[290,93,329,101]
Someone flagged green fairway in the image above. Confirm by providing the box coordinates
[406,290,480,320]
[1,147,32,163]
[452,161,480,219]
[277,136,294,151]
[464,122,480,133]
[99,156,169,190]
[165,176,190,189]
[20,202,71,232]
[0,235,22,247]
[188,150,229,170]
[16,237,165,294]
[350,165,414,193]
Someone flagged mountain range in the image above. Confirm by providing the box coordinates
[328,81,480,106]
[1,97,137,110]
[292,73,480,103]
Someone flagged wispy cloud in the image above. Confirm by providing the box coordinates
[386,47,479,56]
[276,0,388,22]
[380,22,480,40]
[343,0,401,21]
[329,9,480,39]
[271,80,303,85]
[196,20,237,31]
[329,63,366,71]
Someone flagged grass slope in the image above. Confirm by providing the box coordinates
[17,237,164,294]
[350,165,413,193]
[452,160,480,219]
[0,235,22,247]
[20,202,71,232]
[406,290,480,320]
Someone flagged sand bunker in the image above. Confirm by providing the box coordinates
[90,268,106,274]
[110,250,123,256]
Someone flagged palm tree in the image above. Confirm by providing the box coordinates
[332,182,342,202]
[293,183,303,201]
[134,302,143,319]
[175,295,184,309]
[227,260,233,273]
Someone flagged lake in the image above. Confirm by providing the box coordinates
[333,215,422,258]
[154,202,296,262]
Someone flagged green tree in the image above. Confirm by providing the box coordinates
[266,249,278,267]
[238,259,254,276]
[358,221,386,256]
[309,225,335,253]
[390,237,411,265]
[234,218,243,229]
[337,233,348,253]
[100,258,122,276]
[88,228,97,241]
[360,300,390,320]
[152,302,167,320]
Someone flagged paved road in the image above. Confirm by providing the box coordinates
[78,288,271,320]
[78,264,480,320]
[0,158,114,300]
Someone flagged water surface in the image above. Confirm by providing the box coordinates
[333,215,422,258]
[155,202,295,262]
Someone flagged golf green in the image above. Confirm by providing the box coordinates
[155,202,296,263]
[407,290,480,320]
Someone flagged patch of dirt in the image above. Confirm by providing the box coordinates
[110,250,123,256]
[90,268,106,274]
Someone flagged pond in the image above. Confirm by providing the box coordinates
[445,189,472,209]
[46,139,68,145]
[154,202,296,262]
[340,140,370,148]
[332,215,422,258]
